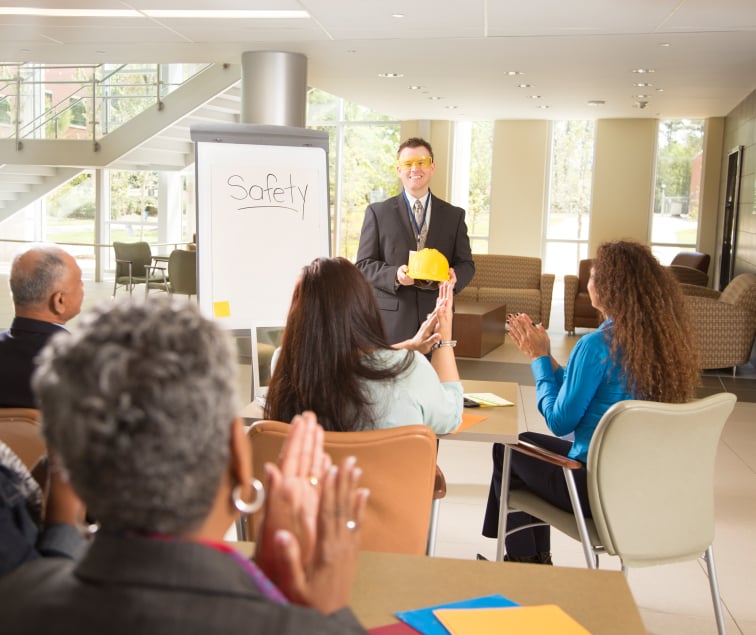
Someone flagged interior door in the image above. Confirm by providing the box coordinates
[719,146,743,290]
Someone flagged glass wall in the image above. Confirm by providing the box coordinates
[544,120,595,276]
[649,119,704,263]
[307,89,400,260]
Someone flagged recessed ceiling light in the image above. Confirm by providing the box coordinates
[517,83,532,88]
[633,82,653,87]
[378,72,403,78]
[537,105,550,109]
[346,49,357,54]
[656,88,665,93]
[659,42,671,47]
[632,68,655,74]
[504,71,523,76]
[408,85,423,90]
[634,94,649,99]
[428,96,443,101]
[391,13,405,18]
[587,100,605,106]
[529,95,542,99]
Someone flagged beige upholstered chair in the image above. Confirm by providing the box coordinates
[500,393,737,635]
[113,241,166,296]
[563,259,602,334]
[166,249,197,298]
[244,421,444,555]
[681,273,756,371]
[456,254,555,328]
[0,408,44,470]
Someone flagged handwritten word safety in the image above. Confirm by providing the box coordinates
[227,173,309,218]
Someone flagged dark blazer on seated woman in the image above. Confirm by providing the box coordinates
[0,532,365,635]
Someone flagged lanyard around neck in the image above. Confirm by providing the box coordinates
[404,191,431,240]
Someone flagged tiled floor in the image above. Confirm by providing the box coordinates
[2,264,755,634]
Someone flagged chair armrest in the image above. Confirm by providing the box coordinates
[680,283,720,299]
[508,439,583,470]
[540,273,555,329]
[433,465,446,500]
[564,275,578,332]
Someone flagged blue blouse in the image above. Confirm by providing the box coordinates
[530,319,633,462]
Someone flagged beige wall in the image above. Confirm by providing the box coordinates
[698,118,725,264]
[588,119,657,254]
[488,120,550,256]
[722,87,756,281]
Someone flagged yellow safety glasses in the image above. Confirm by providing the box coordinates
[397,156,433,171]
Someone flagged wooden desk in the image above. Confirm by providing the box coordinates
[232,543,645,634]
[454,301,507,358]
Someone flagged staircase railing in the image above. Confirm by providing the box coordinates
[0,63,210,151]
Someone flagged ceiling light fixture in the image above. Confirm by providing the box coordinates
[634,94,649,99]
[428,96,443,101]
[517,83,532,88]
[504,71,523,76]
[537,105,550,109]
[408,85,423,90]
[633,82,653,87]
[631,68,655,74]
[587,100,605,106]
[378,72,404,78]
[391,13,405,18]
[529,95,542,99]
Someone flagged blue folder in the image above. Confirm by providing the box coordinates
[395,593,519,635]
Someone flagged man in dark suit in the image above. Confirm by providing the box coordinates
[0,244,84,408]
[356,137,475,345]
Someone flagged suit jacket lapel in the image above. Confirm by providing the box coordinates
[394,194,418,252]
[425,194,445,247]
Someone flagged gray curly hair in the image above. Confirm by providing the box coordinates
[32,296,240,534]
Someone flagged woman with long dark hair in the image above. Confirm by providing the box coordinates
[264,257,463,433]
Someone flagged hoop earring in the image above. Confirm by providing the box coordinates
[231,479,265,515]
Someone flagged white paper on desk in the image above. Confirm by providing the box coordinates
[464,393,514,407]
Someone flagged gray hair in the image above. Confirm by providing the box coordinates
[9,244,67,307]
[32,296,240,534]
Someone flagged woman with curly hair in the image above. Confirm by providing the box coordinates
[482,240,700,563]
[264,257,463,434]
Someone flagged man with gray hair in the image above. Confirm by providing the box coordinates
[0,244,84,408]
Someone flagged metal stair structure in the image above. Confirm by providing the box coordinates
[0,63,241,223]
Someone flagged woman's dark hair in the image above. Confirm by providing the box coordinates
[264,257,413,430]
[592,240,699,402]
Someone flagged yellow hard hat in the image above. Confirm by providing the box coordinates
[407,248,450,283]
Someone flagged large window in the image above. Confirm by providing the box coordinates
[307,89,399,260]
[544,120,595,276]
[650,119,704,263]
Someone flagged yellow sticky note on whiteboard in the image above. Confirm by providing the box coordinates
[213,301,231,318]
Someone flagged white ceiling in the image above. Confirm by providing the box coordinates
[1,0,755,121]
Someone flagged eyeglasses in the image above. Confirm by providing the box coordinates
[397,156,433,171]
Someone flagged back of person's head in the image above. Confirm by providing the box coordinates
[398,137,433,160]
[10,244,83,323]
[10,244,67,308]
[265,257,409,430]
[31,296,239,534]
[592,239,699,402]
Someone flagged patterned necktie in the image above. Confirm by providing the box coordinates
[413,199,427,248]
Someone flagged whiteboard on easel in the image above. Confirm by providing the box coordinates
[193,124,330,330]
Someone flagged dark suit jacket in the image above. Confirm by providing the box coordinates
[0,532,367,635]
[355,193,474,344]
[0,317,67,408]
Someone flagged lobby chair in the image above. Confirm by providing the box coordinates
[667,264,708,287]
[166,249,197,298]
[671,250,710,274]
[563,259,602,334]
[681,273,756,371]
[0,408,44,470]
[499,393,737,635]
[244,421,444,556]
[113,241,165,297]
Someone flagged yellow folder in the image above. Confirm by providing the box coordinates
[433,605,591,634]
